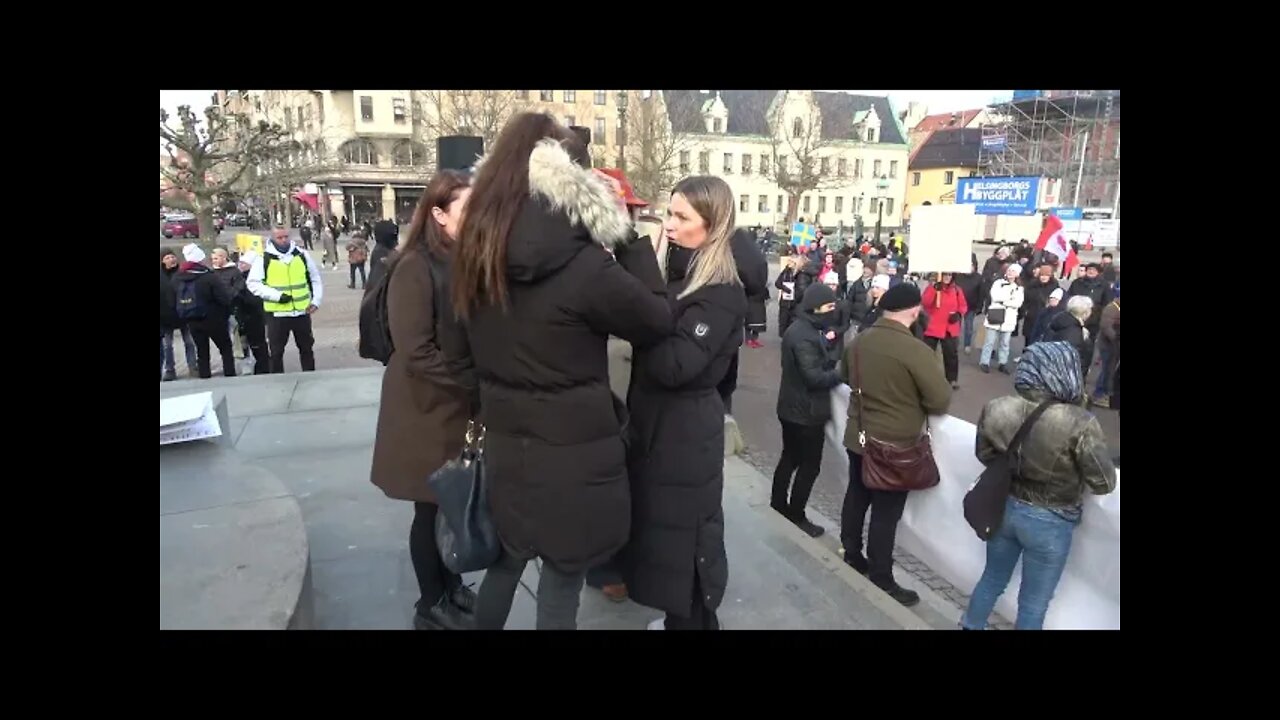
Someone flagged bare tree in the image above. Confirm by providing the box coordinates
[420,90,519,150]
[160,104,286,242]
[622,91,699,206]
[758,91,844,226]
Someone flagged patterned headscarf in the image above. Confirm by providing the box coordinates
[1015,341,1084,404]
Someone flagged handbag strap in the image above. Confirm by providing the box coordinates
[1007,400,1056,471]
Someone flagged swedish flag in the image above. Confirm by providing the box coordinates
[790,222,815,247]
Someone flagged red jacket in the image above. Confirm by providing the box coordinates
[921,283,968,339]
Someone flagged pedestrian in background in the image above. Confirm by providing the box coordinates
[1091,295,1120,408]
[209,247,247,362]
[367,218,400,290]
[773,283,845,538]
[346,231,369,289]
[848,263,874,321]
[248,226,324,373]
[370,170,478,631]
[174,244,238,379]
[1046,295,1094,370]
[953,257,984,354]
[234,250,270,375]
[980,264,1025,374]
[320,223,339,270]
[160,246,198,381]
[1028,287,1065,346]
[838,283,951,607]
[921,272,968,389]
[300,220,314,250]
[962,341,1115,630]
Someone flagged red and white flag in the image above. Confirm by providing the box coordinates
[1036,214,1079,276]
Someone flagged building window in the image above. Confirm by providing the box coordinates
[912,172,921,187]
[360,96,373,121]
[820,157,829,175]
[838,158,847,177]
[866,127,876,143]
[854,158,863,178]
[890,160,898,179]
[594,90,606,105]
[563,90,576,103]
[392,140,426,167]
[393,98,407,124]
[723,153,733,174]
[284,108,294,131]
[835,196,844,214]
[885,199,894,216]
[818,196,827,213]
[595,117,606,145]
[740,195,749,212]
[713,118,722,133]
[565,115,576,127]
[793,118,803,138]
[341,138,378,165]
[779,155,788,173]
[699,152,709,173]
[758,195,769,212]
[540,90,553,102]
[802,196,811,214]
[874,160,882,177]
[742,155,752,176]
[944,170,955,185]
[854,196,863,213]
[517,90,529,100]
[680,151,690,174]
[761,155,770,176]
[969,170,978,177]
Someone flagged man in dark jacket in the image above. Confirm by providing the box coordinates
[953,260,984,354]
[716,228,770,415]
[1068,263,1110,345]
[838,282,951,607]
[981,246,1010,292]
[173,244,238,378]
[366,218,400,291]
[1021,265,1058,346]
[1046,295,1094,369]
[233,251,271,374]
[772,284,846,537]
[160,246,199,381]
[1099,252,1117,285]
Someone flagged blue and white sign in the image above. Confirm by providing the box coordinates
[1051,207,1084,221]
[956,176,1041,216]
[982,134,1007,151]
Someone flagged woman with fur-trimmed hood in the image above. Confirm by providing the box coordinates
[450,113,674,631]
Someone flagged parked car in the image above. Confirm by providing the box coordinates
[163,214,199,239]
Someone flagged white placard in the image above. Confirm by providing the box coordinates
[160,392,224,445]
[908,204,977,274]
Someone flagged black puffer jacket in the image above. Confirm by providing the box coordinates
[731,228,769,332]
[460,139,673,575]
[622,266,746,618]
[777,285,844,427]
[847,274,872,319]
[954,272,983,315]
[1068,276,1109,328]
[160,268,180,330]
[1046,311,1092,367]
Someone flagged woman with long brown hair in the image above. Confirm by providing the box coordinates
[369,169,479,631]
[451,112,674,630]
[622,176,747,631]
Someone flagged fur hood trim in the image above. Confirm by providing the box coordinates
[526,139,632,248]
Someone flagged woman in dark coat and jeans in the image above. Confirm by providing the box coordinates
[622,176,747,631]
[369,170,478,631]
[450,113,673,630]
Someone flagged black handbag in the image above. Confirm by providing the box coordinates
[427,420,501,574]
[963,401,1055,541]
[985,307,1007,326]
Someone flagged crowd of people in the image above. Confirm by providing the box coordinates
[160,109,1119,631]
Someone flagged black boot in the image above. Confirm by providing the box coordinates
[979,364,990,374]
[998,364,1010,375]
[843,550,869,575]
[413,595,475,630]
[873,577,920,607]
[790,512,825,538]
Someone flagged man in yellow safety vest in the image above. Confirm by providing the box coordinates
[247,226,325,373]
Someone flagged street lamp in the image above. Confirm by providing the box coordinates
[874,175,890,242]
[616,91,629,171]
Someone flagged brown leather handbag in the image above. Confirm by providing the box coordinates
[851,329,940,492]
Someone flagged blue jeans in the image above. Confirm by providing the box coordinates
[1093,346,1112,398]
[962,498,1080,630]
[962,311,976,349]
[161,325,197,378]
[979,327,1013,367]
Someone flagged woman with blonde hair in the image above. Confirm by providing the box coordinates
[622,176,747,630]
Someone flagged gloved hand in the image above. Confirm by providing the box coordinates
[278,293,293,304]
[949,312,962,323]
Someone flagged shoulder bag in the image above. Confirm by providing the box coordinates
[427,420,501,574]
[963,400,1055,541]
[852,329,940,492]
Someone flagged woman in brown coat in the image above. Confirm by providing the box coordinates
[369,170,478,631]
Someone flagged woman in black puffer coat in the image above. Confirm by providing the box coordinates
[622,176,747,631]
[451,114,674,631]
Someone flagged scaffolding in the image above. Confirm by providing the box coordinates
[979,91,1120,217]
